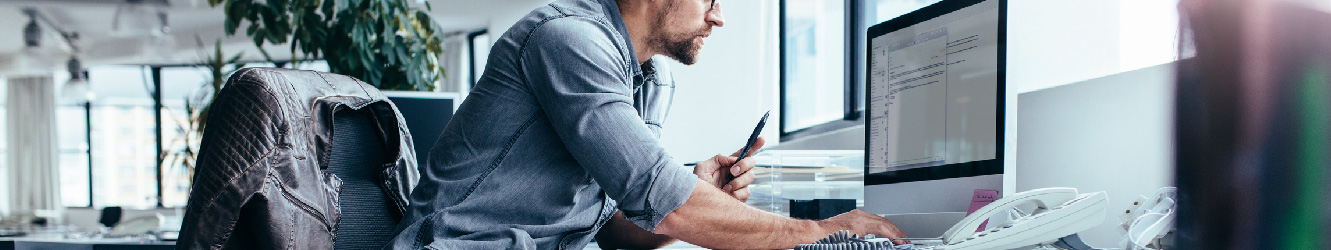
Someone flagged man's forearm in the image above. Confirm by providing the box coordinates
[594,211,678,249]
[655,179,831,250]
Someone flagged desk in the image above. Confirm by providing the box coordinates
[583,241,706,250]
[0,235,174,250]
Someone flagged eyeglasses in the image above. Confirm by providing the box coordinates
[708,0,717,12]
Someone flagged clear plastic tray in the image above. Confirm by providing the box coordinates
[744,150,865,215]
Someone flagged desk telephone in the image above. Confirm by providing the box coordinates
[797,188,1108,250]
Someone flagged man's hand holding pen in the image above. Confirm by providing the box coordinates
[693,136,766,202]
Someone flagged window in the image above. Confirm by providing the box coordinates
[0,78,93,210]
[0,75,97,208]
[89,66,159,209]
[781,0,849,134]
[159,67,212,208]
[468,30,491,87]
[57,102,91,207]
[781,0,954,138]
[32,60,334,209]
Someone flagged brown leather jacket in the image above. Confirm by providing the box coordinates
[176,68,419,249]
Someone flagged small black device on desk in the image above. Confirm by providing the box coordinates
[789,199,857,220]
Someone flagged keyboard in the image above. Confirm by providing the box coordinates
[795,230,912,250]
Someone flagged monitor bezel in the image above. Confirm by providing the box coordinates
[864,0,1007,185]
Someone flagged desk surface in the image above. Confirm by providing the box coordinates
[7,235,707,250]
[0,234,174,250]
[584,241,706,250]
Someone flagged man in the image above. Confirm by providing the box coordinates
[386,0,906,249]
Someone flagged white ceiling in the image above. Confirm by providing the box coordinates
[0,0,551,72]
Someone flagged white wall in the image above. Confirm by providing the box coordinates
[486,2,548,51]
[1008,0,1181,93]
[657,1,782,162]
[1016,62,1176,247]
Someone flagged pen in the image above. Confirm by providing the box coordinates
[729,111,770,182]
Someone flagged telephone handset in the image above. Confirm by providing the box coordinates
[925,187,1108,250]
[797,188,1109,250]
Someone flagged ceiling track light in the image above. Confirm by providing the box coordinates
[23,8,41,48]
[63,55,92,103]
[18,7,91,101]
[67,56,85,81]
[20,7,81,53]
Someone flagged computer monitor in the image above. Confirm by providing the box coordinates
[862,0,1006,236]
[383,91,462,161]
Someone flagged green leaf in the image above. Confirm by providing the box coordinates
[266,28,285,44]
[252,28,266,46]
[224,19,238,35]
[395,38,408,64]
[242,1,259,22]
[322,0,336,20]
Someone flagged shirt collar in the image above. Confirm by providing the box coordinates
[599,0,644,77]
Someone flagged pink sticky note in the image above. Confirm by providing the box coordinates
[966,189,1000,232]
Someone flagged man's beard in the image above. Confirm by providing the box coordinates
[651,2,708,65]
[658,30,703,65]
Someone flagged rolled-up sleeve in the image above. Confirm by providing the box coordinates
[518,17,696,232]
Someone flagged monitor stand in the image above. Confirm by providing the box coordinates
[864,174,1003,238]
[879,212,968,238]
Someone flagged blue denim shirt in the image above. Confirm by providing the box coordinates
[384,0,696,249]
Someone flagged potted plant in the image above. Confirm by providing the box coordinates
[208,0,446,91]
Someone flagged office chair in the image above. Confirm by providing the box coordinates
[326,108,400,249]
[99,206,123,229]
[177,68,419,250]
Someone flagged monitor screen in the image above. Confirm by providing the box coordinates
[384,91,462,160]
[865,0,1005,185]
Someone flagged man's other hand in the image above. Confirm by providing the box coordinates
[817,209,909,244]
[693,137,766,202]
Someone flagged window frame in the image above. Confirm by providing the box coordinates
[778,0,866,142]
[466,29,490,88]
[63,101,95,208]
[65,61,323,209]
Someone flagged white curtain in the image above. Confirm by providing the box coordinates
[6,76,62,213]
[439,33,470,94]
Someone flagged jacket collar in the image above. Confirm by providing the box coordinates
[598,0,644,78]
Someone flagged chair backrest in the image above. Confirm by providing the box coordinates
[326,108,399,250]
[177,68,420,250]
